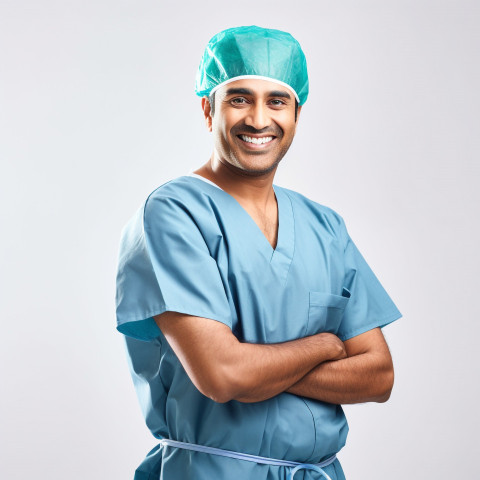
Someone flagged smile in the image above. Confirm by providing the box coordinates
[238,135,275,146]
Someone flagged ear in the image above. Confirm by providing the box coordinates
[296,105,302,123]
[294,105,302,132]
[202,96,213,132]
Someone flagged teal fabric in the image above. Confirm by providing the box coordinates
[115,175,402,479]
[195,25,309,105]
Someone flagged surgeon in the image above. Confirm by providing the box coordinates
[115,25,402,480]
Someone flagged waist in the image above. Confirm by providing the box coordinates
[163,390,347,461]
[160,438,336,480]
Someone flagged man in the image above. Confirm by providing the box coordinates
[115,25,402,480]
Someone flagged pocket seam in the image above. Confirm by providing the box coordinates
[305,291,350,337]
[309,291,350,309]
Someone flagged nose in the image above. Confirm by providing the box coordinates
[245,102,270,130]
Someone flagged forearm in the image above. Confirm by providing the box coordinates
[285,350,394,404]
[227,333,342,403]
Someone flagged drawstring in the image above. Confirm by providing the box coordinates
[288,463,332,480]
[159,438,335,479]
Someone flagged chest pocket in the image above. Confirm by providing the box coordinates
[305,287,351,336]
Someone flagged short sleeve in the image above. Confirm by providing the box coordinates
[336,216,402,341]
[115,192,233,341]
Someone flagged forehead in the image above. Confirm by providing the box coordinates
[217,78,293,98]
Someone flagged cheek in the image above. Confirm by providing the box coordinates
[273,112,296,135]
[285,118,298,136]
[212,123,234,153]
[217,118,240,144]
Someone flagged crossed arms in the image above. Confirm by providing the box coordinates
[154,312,394,405]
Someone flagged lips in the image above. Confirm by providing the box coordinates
[237,134,276,149]
[240,134,274,145]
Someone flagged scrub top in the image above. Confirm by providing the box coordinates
[115,173,402,480]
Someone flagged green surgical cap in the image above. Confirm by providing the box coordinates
[195,25,309,105]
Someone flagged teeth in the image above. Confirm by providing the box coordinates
[240,135,273,145]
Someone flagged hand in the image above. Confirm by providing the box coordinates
[315,332,347,361]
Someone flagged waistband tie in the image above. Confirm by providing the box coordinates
[159,438,336,480]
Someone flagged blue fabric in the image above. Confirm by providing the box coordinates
[159,439,336,480]
[115,174,402,479]
[195,25,309,105]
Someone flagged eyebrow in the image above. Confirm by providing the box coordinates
[224,87,253,96]
[269,90,292,100]
[224,87,292,100]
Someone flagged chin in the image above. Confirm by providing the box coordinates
[233,156,281,175]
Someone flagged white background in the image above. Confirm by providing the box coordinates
[1,1,479,479]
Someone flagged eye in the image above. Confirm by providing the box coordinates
[230,97,248,105]
[270,99,287,107]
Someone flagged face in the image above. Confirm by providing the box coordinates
[202,79,301,176]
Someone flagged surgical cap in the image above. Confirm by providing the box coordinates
[195,25,309,105]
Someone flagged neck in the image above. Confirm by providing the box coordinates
[194,153,278,209]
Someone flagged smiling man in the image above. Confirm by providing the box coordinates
[115,26,402,480]
[206,81,299,176]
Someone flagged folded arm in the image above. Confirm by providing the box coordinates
[286,327,394,404]
[154,312,346,404]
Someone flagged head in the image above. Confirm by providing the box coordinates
[202,78,302,175]
[195,25,308,175]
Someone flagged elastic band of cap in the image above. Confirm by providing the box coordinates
[208,75,300,103]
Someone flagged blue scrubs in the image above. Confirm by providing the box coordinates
[115,173,402,480]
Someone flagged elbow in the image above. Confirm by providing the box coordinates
[206,390,232,404]
[201,379,233,404]
[196,341,246,404]
[375,390,391,403]
[200,365,239,404]
[375,365,394,403]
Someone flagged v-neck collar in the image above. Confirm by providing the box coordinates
[185,175,295,281]
[184,174,295,285]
